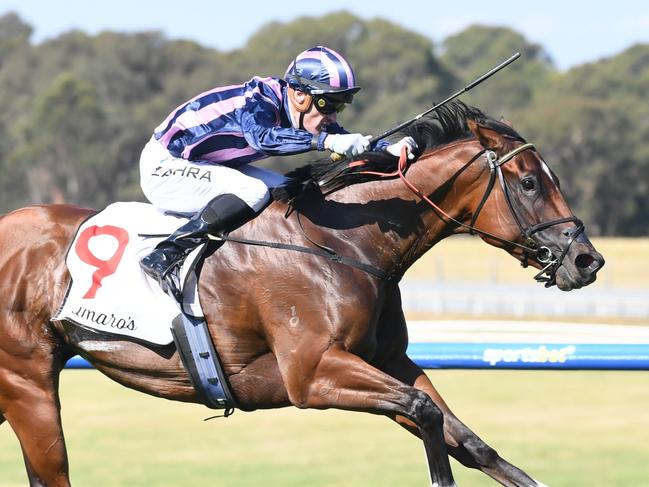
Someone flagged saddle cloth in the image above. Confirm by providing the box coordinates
[53,202,205,345]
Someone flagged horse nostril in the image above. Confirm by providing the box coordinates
[575,253,596,269]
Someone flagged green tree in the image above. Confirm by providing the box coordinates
[520,44,649,235]
[0,12,31,64]
[0,11,645,235]
[441,25,554,115]
[11,73,113,206]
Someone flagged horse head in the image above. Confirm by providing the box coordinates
[392,102,604,291]
[461,115,605,290]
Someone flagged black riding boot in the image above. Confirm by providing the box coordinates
[140,194,256,297]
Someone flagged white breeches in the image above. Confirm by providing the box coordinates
[139,136,288,214]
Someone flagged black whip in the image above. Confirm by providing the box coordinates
[370,52,521,143]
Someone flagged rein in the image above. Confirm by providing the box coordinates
[358,144,583,287]
[213,142,582,287]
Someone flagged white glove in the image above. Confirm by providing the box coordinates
[386,136,418,160]
[325,133,372,158]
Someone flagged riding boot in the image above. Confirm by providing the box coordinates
[140,194,257,298]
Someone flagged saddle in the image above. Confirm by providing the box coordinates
[53,202,236,412]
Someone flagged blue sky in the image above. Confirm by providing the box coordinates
[2,0,648,70]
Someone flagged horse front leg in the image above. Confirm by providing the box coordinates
[0,369,70,487]
[277,345,456,487]
[382,355,548,487]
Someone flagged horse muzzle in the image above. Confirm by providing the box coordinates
[534,230,605,291]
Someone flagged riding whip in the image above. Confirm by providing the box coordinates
[328,52,520,161]
[369,52,520,144]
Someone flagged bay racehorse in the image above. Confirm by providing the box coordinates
[0,102,603,486]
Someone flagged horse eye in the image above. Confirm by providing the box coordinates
[521,178,536,191]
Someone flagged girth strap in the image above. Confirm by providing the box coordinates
[213,234,397,282]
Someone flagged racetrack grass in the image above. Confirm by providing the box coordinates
[1,369,647,487]
[404,236,649,289]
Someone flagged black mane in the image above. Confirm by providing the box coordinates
[272,101,525,201]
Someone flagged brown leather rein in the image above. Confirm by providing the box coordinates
[359,144,584,287]
[218,143,582,287]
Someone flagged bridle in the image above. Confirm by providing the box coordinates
[385,143,584,287]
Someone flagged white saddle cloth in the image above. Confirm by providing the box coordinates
[53,202,205,345]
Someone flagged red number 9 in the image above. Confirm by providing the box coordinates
[75,225,129,298]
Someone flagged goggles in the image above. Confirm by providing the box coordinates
[313,95,348,115]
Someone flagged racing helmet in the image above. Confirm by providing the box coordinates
[285,46,361,103]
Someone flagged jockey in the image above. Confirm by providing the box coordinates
[139,45,416,294]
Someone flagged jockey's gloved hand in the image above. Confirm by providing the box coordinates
[325,133,372,158]
[386,136,418,160]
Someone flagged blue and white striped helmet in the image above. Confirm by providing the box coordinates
[285,46,361,101]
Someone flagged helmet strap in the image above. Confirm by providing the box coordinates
[287,88,313,130]
[288,87,313,113]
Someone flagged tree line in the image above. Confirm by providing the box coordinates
[0,11,646,235]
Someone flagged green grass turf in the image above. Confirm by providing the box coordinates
[1,369,648,486]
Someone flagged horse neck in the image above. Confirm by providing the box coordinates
[276,139,486,278]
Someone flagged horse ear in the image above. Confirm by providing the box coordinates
[499,117,514,128]
[467,119,504,151]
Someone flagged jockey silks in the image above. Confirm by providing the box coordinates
[153,76,347,168]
